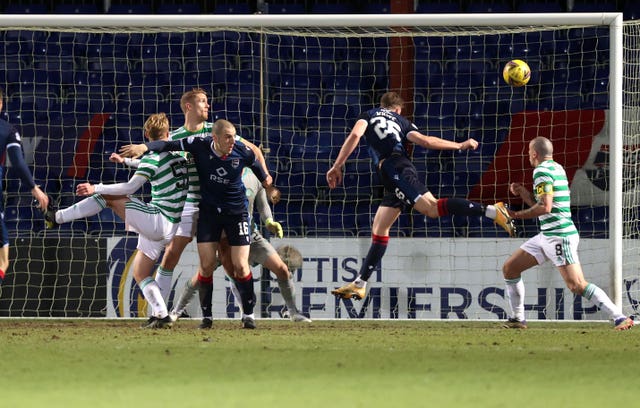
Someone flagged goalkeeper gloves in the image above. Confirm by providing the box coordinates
[265,217,283,239]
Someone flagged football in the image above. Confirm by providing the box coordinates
[502,59,531,87]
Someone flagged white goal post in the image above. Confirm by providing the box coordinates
[0,13,636,321]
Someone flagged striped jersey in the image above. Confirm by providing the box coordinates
[533,160,577,237]
[169,121,212,204]
[134,151,188,223]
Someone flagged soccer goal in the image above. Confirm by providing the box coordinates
[0,13,637,322]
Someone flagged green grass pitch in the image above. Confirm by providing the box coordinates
[1,319,637,407]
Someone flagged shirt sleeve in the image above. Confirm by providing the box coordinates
[94,174,146,195]
[254,185,273,222]
[6,128,36,189]
[248,157,267,183]
[146,139,183,152]
[123,158,140,168]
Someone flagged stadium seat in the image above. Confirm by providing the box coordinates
[311,3,354,13]
[573,206,609,238]
[425,215,456,238]
[466,2,512,12]
[305,203,357,237]
[362,3,391,13]
[213,3,252,13]
[624,3,640,20]
[4,4,48,13]
[516,2,563,12]
[267,3,306,14]
[107,4,151,14]
[156,3,201,14]
[415,3,461,13]
[53,4,100,13]
[460,215,512,238]
[273,200,307,236]
[570,1,617,12]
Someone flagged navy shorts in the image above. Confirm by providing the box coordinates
[196,207,251,246]
[379,154,429,210]
[0,210,6,246]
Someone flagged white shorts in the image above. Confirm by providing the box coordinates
[521,232,580,267]
[125,197,179,261]
[174,201,199,238]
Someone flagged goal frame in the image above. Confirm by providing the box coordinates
[0,12,625,311]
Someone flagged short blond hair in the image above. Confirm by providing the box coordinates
[144,113,169,141]
[179,88,207,114]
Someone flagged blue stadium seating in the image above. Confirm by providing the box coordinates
[415,3,461,13]
[571,1,617,12]
[466,1,512,12]
[107,4,152,14]
[267,3,306,14]
[573,206,609,238]
[516,2,563,12]
[214,3,252,14]
[4,4,48,13]
[53,4,100,14]
[311,3,355,13]
[362,3,391,13]
[424,215,457,238]
[156,3,201,14]
[625,2,640,20]
[305,203,357,237]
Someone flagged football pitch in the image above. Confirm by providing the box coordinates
[1,319,637,408]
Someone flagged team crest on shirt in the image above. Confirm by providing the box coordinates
[232,158,240,168]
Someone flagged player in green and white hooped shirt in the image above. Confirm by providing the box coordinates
[502,136,633,330]
[150,89,212,303]
[48,113,188,328]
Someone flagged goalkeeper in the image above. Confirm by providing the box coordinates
[170,167,311,326]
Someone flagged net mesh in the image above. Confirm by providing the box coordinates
[0,17,636,319]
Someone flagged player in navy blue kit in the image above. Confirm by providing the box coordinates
[120,119,274,329]
[0,88,49,286]
[327,91,516,300]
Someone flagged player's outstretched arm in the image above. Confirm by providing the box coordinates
[407,131,478,151]
[327,119,367,189]
[31,185,49,212]
[255,186,283,238]
[6,144,49,210]
[119,143,148,158]
[110,153,140,168]
[76,175,146,197]
[120,140,182,157]
[240,137,270,177]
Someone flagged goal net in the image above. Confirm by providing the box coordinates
[0,14,636,322]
